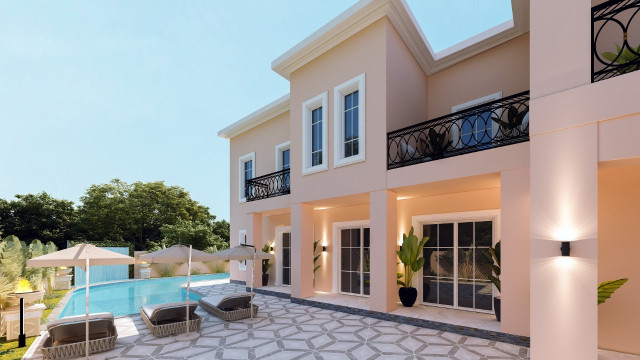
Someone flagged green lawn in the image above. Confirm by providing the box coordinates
[0,289,69,360]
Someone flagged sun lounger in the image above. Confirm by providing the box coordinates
[198,292,258,321]
[140,301,201,337]
[42,312,117,360]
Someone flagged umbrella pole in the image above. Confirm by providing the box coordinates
[186,245,191,336]
[250,249,256,320]
[85,245,90,360]
[176,245,199,341]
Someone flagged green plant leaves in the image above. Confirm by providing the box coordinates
[397,227,430,288]
[598,278,628,305]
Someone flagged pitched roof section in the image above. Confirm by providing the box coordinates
[217,94,290,139]
[272,0,529,80]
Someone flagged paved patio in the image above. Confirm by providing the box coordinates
[27,282,530,359]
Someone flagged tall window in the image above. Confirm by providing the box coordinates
[282,149,290,170]
[344,91,359,158]
[244,160,253,198]
[420,213,497,313]
[302,92,328,175]
[238,152,255,202]
[451,92,501,149]
[311,107,323,166]
[281,232,291,286]
[334,73,365,167]
[340,227,370,296]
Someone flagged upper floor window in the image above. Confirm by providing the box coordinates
[451,92,501,149]
[275,141,291,189]
[275,141,291,171]
[311,107,323,166]
[334,73,366,167]
[282,149,290,169]
[238,152,255,202]
[302,92,328,175]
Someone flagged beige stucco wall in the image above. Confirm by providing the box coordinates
[386,18,428,132]
[598,164,640,355]
[262,213,291,285]
[426,34,530,120]
[313,203,370,293]
[229,111,290,282]
[289,18,388,204]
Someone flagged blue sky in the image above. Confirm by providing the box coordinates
[0,1,511,221]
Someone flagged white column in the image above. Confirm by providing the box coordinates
[369,190,398,312]
[291,203,314,298]
[500,168,530,336]
[530,125,598,360]
[247,213,263,288]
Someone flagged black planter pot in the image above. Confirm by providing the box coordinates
[398,287,418,307]
[494,297,501,322]
[262,274,269,286]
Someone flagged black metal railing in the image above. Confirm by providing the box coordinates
[387,91,530,170]
[246,169,290,202]
[593,0,640,82]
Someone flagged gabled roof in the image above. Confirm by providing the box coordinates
[219,0,529,139]
[272,0,529,80]
[217,94,289,139]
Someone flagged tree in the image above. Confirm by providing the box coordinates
[0,192,77,248]
[156,220,229,252]
[76,179,218,251]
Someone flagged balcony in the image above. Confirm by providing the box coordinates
[592,0,640,82]
[246,169,290,202]
[387,91,530,170]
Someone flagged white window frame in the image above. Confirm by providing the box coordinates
[334,73,366,168]
[275,226,291,286]
[412,209,500,314]
[332,219,370,296]
[238,152,255,203]
[302,92,328,175]
[238,229,247,271]
[451,92,501,149]
[275,141,291,171]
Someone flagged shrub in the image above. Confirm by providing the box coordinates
[190,268,202,276]
[151,263,179,278]
[204,261,227,274]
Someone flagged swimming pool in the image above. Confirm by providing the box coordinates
[59,273,229,318]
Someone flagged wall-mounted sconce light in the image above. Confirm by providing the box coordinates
[270,246,274,252]
[561,242,570,256]
[322,246,327,252]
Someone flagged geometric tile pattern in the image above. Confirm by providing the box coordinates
[248,285,530,348]
[26,282,530,359]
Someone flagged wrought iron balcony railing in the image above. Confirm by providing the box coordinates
[246,169,290,202]
[387,91,530,170]
[593,0,640,82]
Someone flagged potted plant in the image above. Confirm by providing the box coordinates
[397,227,430,307]
[598,278,628,305]
[261,243,272,286]
[481,241,501,322]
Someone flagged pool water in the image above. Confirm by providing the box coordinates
[59,273,229,318]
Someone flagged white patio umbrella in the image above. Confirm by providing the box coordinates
[209,244,274,319]
[138,244,219,341]
[26,243,135,360]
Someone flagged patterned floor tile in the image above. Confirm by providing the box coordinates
[26,282,529,360]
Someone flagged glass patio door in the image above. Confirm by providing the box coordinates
[340,227,370,296]
[281,232,291,286]
[422,220,494,312]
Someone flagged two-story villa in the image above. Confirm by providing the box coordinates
[218,1,640,359]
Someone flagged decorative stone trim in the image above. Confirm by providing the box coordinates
[248,288,291,300]
[229,279,246,285]
[290,297,530,348]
